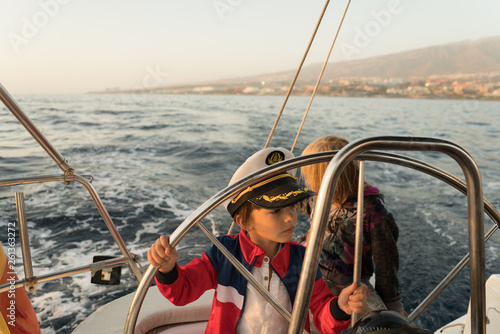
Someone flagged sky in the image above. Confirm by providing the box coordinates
[1,0,499,94]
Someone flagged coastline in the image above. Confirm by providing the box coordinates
[90,73,500,101]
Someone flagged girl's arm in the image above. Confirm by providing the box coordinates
[370,202,405,312]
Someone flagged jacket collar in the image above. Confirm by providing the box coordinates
[238,230,291,277]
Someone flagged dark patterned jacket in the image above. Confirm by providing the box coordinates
[298,184,403,311]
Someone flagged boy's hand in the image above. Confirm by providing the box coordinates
[338,283,367,315]
[147,235,179,274]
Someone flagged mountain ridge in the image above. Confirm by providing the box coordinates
[212,35,500,86]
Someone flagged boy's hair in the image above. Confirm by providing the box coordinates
[301,135,359,204]
[233,201,259,228]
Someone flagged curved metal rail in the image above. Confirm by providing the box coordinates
[0,69,493,334]
[0,83,73,175]
[0,83,144,287]
[0,174,144,292]
[125,136,494,334]
[290,137,485,334]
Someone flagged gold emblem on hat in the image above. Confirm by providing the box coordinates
[266,151,285,165]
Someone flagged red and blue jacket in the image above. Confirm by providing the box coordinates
[155,230,351,333]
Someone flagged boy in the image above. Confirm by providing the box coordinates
[148,147,367,333]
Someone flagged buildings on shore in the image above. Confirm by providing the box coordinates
[103,72,500,100]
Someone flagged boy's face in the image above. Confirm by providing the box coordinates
[243,204,298,247]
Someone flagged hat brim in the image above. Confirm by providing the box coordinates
[227,174,315,216]
[249,181,315,210]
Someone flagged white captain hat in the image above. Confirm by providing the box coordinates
[223,147,315,217]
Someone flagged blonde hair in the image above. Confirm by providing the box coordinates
[301,135,359,204]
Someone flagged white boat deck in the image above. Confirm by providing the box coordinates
[72,286,213,334]
[434,274,500,334]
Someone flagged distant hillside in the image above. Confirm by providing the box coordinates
[95,36,500,96]
[219,35,500,85]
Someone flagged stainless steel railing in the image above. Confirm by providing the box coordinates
[0,83,73,175]
[125,139,496,334]
[0,84,144,293]
[290,136,485,334]
[1,82,495,334]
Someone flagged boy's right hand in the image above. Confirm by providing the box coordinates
[147,235,179,274]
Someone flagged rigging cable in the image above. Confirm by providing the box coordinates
[264,0,331,149]
[291,0,352,153]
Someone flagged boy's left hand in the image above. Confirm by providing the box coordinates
[338,283,367,315]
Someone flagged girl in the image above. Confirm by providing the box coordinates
[299,135,404,314]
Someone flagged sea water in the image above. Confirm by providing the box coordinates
[1,94,499,333]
